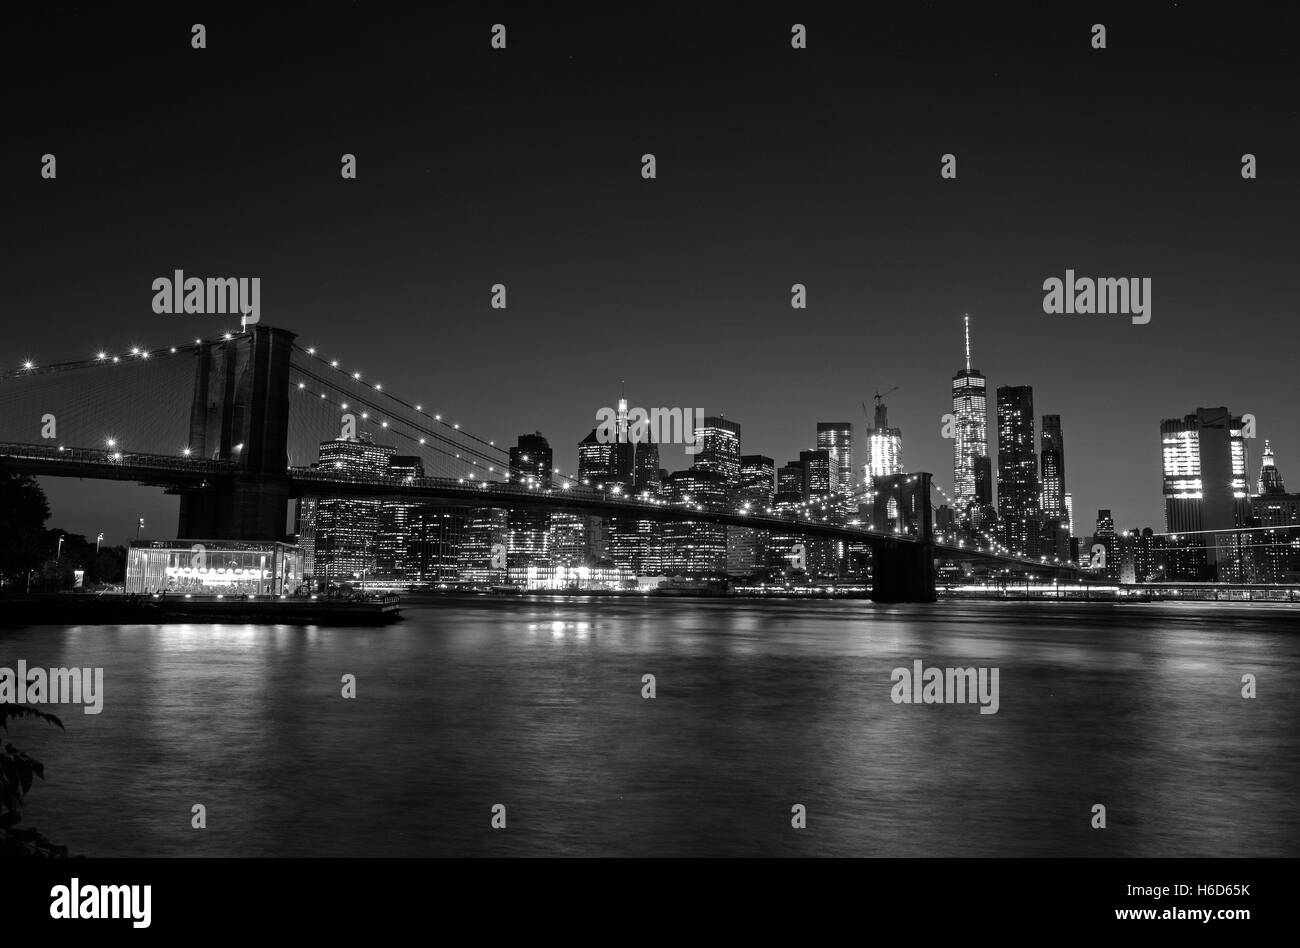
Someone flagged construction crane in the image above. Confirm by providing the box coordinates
[862,386,900,433]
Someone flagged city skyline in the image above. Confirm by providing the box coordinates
[2,2,1298,886]
[4,315,1296,548]
[6,5,1298,544]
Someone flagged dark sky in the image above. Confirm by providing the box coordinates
[4,2,1298,545]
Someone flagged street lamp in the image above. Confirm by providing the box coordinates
[96,532,104,553]
[56,535,65,560]
[136,517,145,539]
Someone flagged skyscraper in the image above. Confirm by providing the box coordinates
[1258,439,1285,494]
[1040,415,1066,521]
[312,434,395,584]
[509,433,553,489]
[629,440,662,495]
[996,385,1041,557]
[578,428,617,486]
[951,315,992,523]
[865,399,902,479]
[507,433,552,574]
[799,448,833,500]
[731,457,774,578]
[777,460,807,501]
[816,422,854,495]
[1037,414,1070,558]
[660,468,728,576]
[458,507,508,586]
[407,507,467,584]
[692,416,742,496]
[1161,407,1251,580]
[1250,445,1300,581]
[377,454,425,578]
[739,455,776,507]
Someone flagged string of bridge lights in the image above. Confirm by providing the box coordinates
[13,330,632,490]
[7,336,212,455]
[290,365,615,495]
[8,338,203,379]
[291,342,594,488]
[12,332,1072,566]
[289,375,509,484]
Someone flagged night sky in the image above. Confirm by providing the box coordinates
[5,3,1297,545]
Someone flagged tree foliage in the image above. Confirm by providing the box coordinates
[0,474,51,583]
[0,705,71,859]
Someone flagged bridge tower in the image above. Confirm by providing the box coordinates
[870,471,937,602]
[177,325,296,541]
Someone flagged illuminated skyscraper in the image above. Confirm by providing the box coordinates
[816,422,854,495]
[865,400,902,479]
[1161,407,1251,580]
[1087,508,1117,578]
[507,433,552,574]
[1039,414,1067,525]
[406,507,467,583]
[377,455,424,577]
[661,468,727,576]
[313,434,395,584]
[1250,445,1300,581]
[578,427,617,486]
[630,440,661,495]
[509,432,553,489]
[951,315,991,521]
[996,385,1041,557]
[732,455,775,574]
[739,455,776,507]
[583,391,661,573]
[1258,439,1285,494]
[692,416,742,495]
[777,460,806,501]
[800,449,833,500]
[458,507,508,585]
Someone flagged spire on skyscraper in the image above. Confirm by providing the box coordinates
[1259,439,1286,494]
[617,382,628,443]
[951,313,990,525]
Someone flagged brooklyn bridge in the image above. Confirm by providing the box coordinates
[0,325,1077,601]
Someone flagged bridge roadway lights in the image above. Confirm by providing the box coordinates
[870,539,938,603]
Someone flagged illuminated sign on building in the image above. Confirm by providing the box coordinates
[164,566,270,585]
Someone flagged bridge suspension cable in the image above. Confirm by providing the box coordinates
[289,341,589,486]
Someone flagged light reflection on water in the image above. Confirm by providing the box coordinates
[3,599,1297,857]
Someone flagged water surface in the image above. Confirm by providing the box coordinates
[4,598,1296,857]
